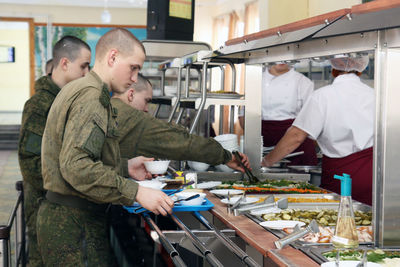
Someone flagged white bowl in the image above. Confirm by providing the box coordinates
[144,160,170,175]
[176,192,206,206]
[188,161,210,172]
[216,164,234,173]
[137,180,166,190]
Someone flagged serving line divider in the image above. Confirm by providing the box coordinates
[143,213,187,267]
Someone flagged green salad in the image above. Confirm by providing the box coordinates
[323,249,400,263]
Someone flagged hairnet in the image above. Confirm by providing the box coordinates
[330,56,369,72]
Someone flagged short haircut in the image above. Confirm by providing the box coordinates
[52,36,90,67]
[95,28,145,60]
[45,59,53,75]
[133,73,152,92]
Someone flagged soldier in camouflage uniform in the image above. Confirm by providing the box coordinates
[111,74,250,167]
[18,36,91,267]
[37,28,175,266]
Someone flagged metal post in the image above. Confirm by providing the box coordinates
[15,181,26,266]
[0,226,10,267]
[168,67,182,123]
[175,66,191,124]
[189,62,209,134]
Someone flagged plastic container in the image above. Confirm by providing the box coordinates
[332,173,359,249]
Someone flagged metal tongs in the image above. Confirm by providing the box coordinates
[274,219,319,249]
[233,196,288,216]
[232,151,260,183]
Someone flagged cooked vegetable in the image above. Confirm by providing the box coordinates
[262,209,372,226]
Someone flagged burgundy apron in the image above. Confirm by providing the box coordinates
[321,147,373,205]
[262,119,318,166]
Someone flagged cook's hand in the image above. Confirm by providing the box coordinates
[136,186,174,216]
[226,152,251,172]
[128,156,153,181]
[261,156,273,167]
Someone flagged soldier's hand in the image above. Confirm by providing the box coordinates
[128,156,153,181]
[136,186,174,216]
[226,152,251,173]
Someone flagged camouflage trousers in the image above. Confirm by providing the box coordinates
[23,181,45,267]
[36,200,117,267]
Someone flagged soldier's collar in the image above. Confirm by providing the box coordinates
[36,76,61,96]
[100,83,111,108]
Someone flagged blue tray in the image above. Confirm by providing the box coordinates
[123,198,214,214]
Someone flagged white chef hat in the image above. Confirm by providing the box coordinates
[330,55,369,72]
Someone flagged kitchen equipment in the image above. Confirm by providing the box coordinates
[232,151,260,183]
[274,219,319,249]
[233,197,287,216]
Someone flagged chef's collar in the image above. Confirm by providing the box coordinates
[332,73,360,84]
[265,66,293,78]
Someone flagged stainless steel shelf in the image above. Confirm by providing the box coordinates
[171,97,245,110]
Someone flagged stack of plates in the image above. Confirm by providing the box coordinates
[214,134,239,172]
[164,85,177,96]
[214,134,239,151]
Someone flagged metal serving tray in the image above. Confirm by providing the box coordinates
[287,166,322,173]
[245,202,372,248]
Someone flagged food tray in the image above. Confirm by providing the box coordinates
[309,247,400,265]
[123,198,214,214]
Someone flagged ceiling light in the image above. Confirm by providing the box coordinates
[101,0,111,24]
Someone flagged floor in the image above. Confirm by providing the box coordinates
[0,150,20,225]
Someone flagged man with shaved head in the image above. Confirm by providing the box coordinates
[18,35,90,267]
[111,74,250,170]
[37,28,173,266]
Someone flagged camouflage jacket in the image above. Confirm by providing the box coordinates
[110,98,232,165]
[41,71,138,206]
[18,76,61,193]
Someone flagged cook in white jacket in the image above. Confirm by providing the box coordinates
[239,63,317,165]
[262,56,374,205]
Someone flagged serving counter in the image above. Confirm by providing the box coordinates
[204,191,320,267]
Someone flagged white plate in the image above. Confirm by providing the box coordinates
[250,207,281,216]
[321,261,382,267]
[209,189,243,196]
[221,196,260,205]
[209,189,244,196]
[197,181,222,189]
[259,220,305,230]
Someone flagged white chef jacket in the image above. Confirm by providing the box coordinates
[239,67,313,120]
[293,74,374,158]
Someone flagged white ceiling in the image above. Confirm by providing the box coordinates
[0,0,222,9]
